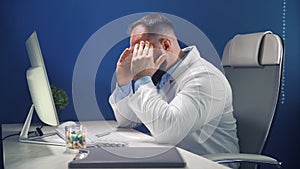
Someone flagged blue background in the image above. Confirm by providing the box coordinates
[0,0,299,168]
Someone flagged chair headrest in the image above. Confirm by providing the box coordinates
[222,31,283,67]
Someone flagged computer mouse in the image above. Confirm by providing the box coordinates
[58,121,77,128]
[56,121,78,139]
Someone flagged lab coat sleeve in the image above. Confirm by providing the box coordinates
[109,89,141,128]
[127,72,226,145]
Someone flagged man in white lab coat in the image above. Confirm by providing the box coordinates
[109,13,239,157]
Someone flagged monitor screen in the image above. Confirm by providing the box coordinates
[25,31,59,126]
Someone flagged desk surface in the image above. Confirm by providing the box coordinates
[2,121,229,169]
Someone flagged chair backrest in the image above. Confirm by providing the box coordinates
[222,31,284,155]
[0,125,4,168]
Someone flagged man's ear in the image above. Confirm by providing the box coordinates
[160,38,171,50]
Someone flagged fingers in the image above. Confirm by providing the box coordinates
[132,43,139,58]
[148,44,153,57]
[119,48,132,62]
[133,41,152,58]
[144,41,152,56]
[137,41,144,56]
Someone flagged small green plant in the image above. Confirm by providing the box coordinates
[51,84,69,112]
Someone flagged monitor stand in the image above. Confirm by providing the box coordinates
[19,104,65,146]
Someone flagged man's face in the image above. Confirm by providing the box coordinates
[129,26,165,64]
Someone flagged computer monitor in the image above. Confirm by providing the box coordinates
[19,31,60,145]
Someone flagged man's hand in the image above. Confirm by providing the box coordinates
[131,41,166,81]
[116,48,134,86]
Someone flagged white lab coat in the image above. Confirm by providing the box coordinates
[109,46,239,156]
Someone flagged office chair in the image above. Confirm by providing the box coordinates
[1,124,4,168]
[203,31,284,169]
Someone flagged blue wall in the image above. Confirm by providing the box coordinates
[1,0,299,168]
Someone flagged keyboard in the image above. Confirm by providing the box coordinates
[55,125,128,148]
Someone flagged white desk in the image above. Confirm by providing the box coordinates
[2,121,229,169]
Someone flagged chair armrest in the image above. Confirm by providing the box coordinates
[203,153,282,167]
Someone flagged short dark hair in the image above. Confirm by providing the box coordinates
[128,13,176,38]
